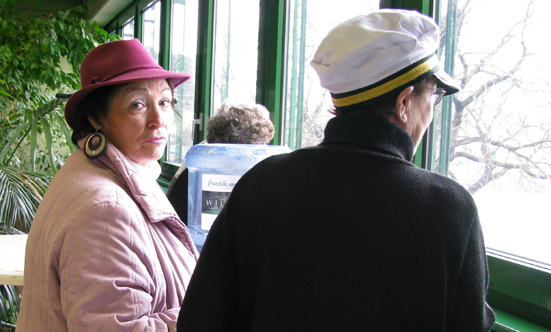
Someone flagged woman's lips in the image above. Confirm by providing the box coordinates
[144,137,166,144]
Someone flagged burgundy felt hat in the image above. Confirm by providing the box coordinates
[64,39,191,129]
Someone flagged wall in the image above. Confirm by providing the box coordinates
[13,0,83,18]
[11,0,132,27]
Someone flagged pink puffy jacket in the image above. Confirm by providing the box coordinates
[16,141,198,331]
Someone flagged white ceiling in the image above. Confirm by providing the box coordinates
[87,0,134,27]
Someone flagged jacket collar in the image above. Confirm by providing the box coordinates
[321,114,415,162]
[77,136,178,224]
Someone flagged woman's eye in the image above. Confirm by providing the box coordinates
[160,99,172,107]
[131,101,145,109]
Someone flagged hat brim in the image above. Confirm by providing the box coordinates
[434,68,461,95]
[65,68,191,129]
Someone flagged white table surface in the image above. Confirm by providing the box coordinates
[0,234,28,286]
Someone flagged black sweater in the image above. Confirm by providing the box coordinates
[178,114,495,331]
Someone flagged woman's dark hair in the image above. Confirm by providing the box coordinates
[70,85,120,145]
[70,79,176,146]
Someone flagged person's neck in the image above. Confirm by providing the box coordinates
[125,156,162,181]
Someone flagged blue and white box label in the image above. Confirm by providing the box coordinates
[201,174,241,230]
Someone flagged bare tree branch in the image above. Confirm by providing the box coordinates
[439,0,550,193]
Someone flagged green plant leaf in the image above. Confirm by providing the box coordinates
[0,166,50,232]
[53,113,75,153]
[0,272,22,329]
[30,117,37,172]
[0,89,12,98]
[39,117,56,175]
[0,124,27,163]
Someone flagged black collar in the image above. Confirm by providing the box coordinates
[321,114,415,162]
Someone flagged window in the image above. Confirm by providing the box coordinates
[433,1,551,326]
[433,0,551,267]
[211,0,260,109]
[282,0,380,150]
[166,0,199,164]
[102,0,551,328]
[142,1,161,62]
[122,20,134,40]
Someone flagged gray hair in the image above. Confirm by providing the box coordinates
[206,101,275,144]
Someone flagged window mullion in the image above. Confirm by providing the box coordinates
[256,0,287,145]
[193,0,216,144]
[158,0,172,70]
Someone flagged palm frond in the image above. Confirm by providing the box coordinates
[0,166,51,233]
[53,113,76,154]
[39,117,57,175]
[1,97,68,174]
[0,125,27,164]
[0,285,20,331]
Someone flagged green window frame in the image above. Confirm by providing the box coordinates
[102,0,551,329]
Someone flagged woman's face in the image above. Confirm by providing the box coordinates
[100,79,174,167]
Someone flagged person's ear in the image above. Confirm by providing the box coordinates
[394,86,415,124]
[88,116,102,131]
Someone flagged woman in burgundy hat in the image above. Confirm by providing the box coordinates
[17,39,198,331]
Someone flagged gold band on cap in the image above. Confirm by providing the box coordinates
[332,56,439,108]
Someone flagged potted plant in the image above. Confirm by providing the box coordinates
[0,0,118,329]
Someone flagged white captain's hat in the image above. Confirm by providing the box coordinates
[311,9,460,110]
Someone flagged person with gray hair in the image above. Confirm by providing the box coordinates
[177,9,495,331]
[206,100,274,144]
[167,100,274,223]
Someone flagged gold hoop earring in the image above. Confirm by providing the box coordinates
[84,130,107,159]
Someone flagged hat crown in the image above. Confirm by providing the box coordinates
[80,39,162,88]
[311,10,439,95]
[310,9,460,109]
[64,39,191,129]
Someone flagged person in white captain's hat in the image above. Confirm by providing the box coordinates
[177,9,496,332]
